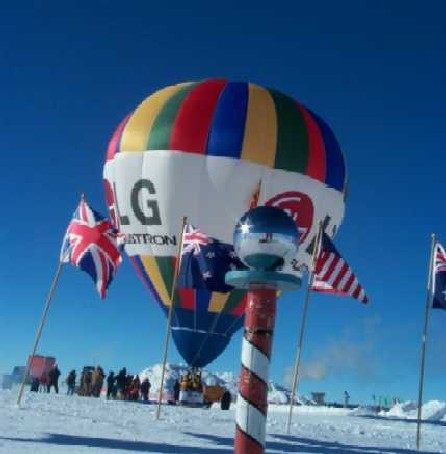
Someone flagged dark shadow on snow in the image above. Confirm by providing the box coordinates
[186,432,439,454]
[1,431,441,453]
[0,433,231,453]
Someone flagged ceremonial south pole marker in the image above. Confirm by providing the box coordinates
[226,206,301,454]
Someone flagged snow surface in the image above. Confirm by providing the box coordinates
[1,389,446,453]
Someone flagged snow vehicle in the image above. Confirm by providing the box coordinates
[176,370,227,408]
[178,370,205,407]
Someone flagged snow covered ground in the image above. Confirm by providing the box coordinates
[1,389,446,453]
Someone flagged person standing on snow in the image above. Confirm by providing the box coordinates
[116,368,127,399]
[47,364,61,393]
[173,379,180,404]
[66,370,76,396]
[221,389,231,410]
[129,376,140,401]
[140,378,151,402]
[106,371,115,399]
[82,369,93,396]
[92,366,105,397]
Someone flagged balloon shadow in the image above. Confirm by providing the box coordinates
[0,433,232,453]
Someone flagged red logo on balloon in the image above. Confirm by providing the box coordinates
[265,191,314,243]
[103,179,118,228]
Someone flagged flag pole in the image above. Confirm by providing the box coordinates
[286,223,323,434]
[416,233,436,450]
[156,216,188,420]
[16,260,65,406]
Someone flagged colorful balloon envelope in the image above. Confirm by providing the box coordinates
[103,79,347,368]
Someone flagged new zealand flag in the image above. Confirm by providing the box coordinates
[178,225,246,292]
[433,243,446,310]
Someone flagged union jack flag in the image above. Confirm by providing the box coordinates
[61,198,122,299]
[432,243,446,310]
[182,225,210,255]
[311,233,369,304]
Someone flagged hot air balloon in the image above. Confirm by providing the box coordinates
[103,79,346,368]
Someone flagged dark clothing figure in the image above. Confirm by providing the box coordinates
[221,390,231,410]
[30,377,40,392]
[173,379,180,404]
[106,371,115,399]
[47,365,61,394]
[116,368,127,399]
[66,370,76,396]
[140,378,151,402]
[39,372,48,392]
[344,391,350,408]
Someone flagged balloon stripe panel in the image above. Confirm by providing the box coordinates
[223,289,246,314]
[153,256,176,306]
[208,291,229,313]
[178,288,195,310]
[270,88,309,173]
[240,84,277,167]
[297,103,326,182]
[147,84,196,150]
[130,256,165,308]
[170,79,227,153]
[121,84,189,152]
[106,113,131,160]
[139,255,171,307]
[195,290,212,315]
[310,111,346,192]
[206,82,249,158]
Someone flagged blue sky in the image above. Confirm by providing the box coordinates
[1,1,445,405]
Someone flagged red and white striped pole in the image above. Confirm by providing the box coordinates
[235,286,277,454]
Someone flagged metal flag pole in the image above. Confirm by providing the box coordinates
[416,233,436,450]
[286,223,323,434]
[16,260,65,406]
[156,216,188,420]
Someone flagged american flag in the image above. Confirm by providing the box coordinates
[432,243,446,310]
[61,198,122,299]
[311,233,368,304]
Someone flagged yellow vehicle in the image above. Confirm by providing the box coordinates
[203,384,225,404]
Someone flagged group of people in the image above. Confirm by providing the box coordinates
[76,366,152,402]
[78,366,105,397]
[106,368,151,401]
[31,365,152,402]
[30,364,61,393]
